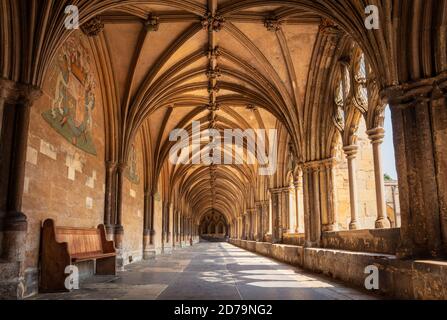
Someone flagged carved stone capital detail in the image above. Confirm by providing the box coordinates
[264,18,282,32]
[0,78,42,106]
[81,17,104,37]
[381,71,447,109]
[144,14,160,32]
[319,18,341,35]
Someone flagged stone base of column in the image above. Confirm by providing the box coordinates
[143,232,156,260]
[322,224,337,232]
[375,218,391,229]
[0,262,25,299]
[0,211,28,299]
[349,221,359,230]
[162,244,173,254]
[105,224,115,241]
[304,240,320,248]
[143,248,156,260]
[114,225,124,271]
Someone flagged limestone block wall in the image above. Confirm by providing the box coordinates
[230,239,447,300]
[20,31,147,295]
[282,233,305,246]
[22,32,106,296]
[321,228,400,254]
[121,133,144,265]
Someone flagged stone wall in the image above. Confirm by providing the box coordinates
[20,31,146,295]
[282,233,305,246]
[230,239,447,299]
[121,133,144,265]
[321,228,400,254]
[22,32,106,296]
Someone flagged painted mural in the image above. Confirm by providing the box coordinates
[125,143,140,184]
[42,34,97,155]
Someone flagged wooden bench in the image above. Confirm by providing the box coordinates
[39,218,116,292]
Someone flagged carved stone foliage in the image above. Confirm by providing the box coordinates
[202,13,225,32]
[264,18,282,32]
[80,17,104,37]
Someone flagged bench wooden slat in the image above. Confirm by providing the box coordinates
[40,219,117,293]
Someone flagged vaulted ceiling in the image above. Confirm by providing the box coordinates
[94,0,322,222]
[4,0,444,225]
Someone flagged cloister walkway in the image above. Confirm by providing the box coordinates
[31,242,378,300]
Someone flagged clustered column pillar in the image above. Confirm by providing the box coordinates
[343,145,360,230]
[0,79,42,298]
[104,161,117,239]
[367,127,390,229]
[294,170,305,233]
[283,187,294,233]
[384,73,447,258]
[302,159,337,246]
[255,202,263,241]
[270,188,283,243]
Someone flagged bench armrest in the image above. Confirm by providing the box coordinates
[98,224,116,253]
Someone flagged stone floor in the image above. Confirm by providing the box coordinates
[30,242,379,300]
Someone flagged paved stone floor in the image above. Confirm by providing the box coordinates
[30,242,378,300]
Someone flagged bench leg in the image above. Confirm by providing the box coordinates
[96,257,116,275]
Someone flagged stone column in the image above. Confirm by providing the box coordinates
[104,161,117,239]
[283,187,294,233]
[294,170,305,233]
[241,214,246,239]
[323,160,337,231]
[302,159,336,246]
[0,79,41,299]
[143,191,156,259]
[114,162,126,266]
[384,73,447,258]
[343,145,360,230]
[261,200,269,240]
[367,127,390,229]
[311,167,322,243]
[255,202,262,241]
[248,208,256,240]
[302,167,312,246]
[270,188,283,243]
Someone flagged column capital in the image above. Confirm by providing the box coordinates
[105,160,117,172]
[381,71,447,109]
[0,78,42,105]
[343,145,359,159]
[366,127,386,144]
[264,18,282,32]
[116,161,128,172]
[319,18,341,36]
[303,158,336,171]
[269,186,289,194]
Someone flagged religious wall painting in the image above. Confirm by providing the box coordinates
[125,143,140,184]
[42,34,97,155]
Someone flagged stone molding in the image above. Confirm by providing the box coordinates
[382,71,447,108]
[0,78,42,105]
